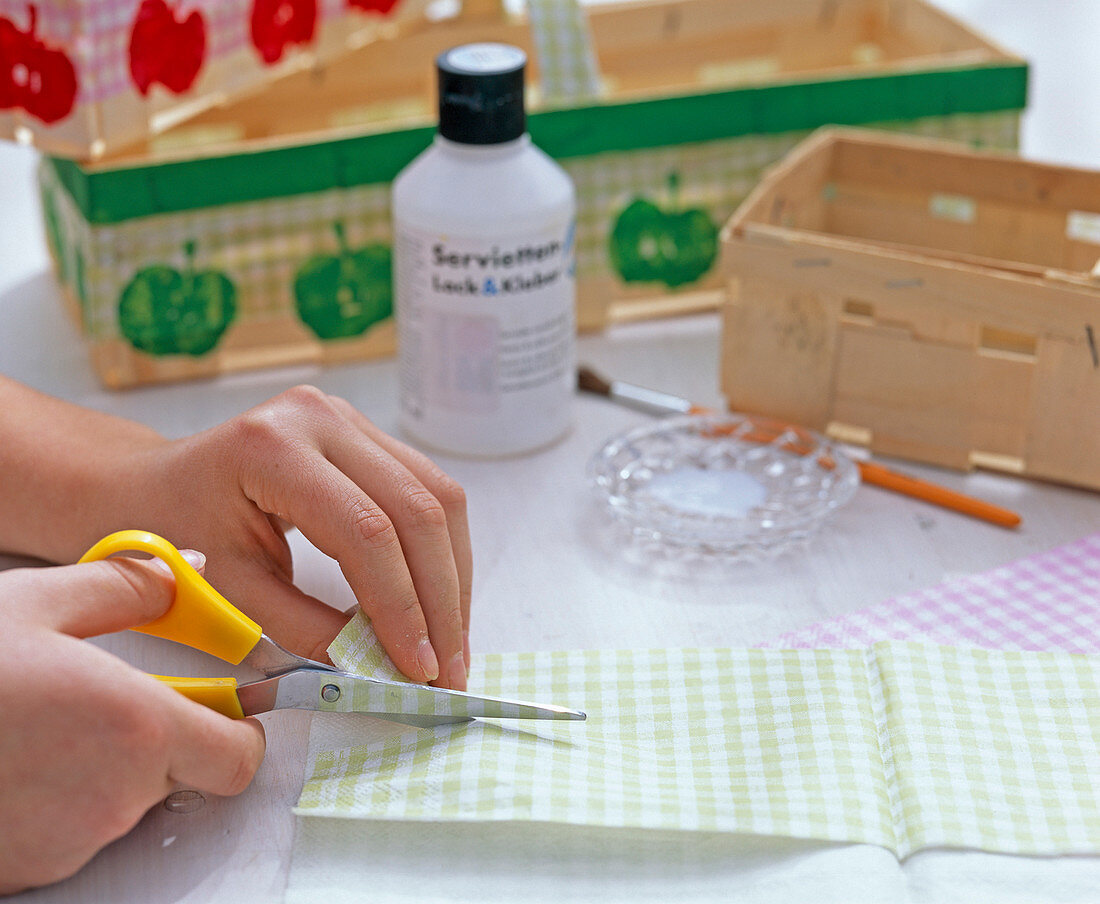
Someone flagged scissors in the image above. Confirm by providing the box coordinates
[80,530,586,728]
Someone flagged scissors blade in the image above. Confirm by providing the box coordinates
[236,668,586,727]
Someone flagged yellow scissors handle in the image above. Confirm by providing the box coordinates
[80,530,262,664]
[80,530,261,717]
[154,676,245,719]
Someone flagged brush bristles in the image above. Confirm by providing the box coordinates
[577,365,612,396]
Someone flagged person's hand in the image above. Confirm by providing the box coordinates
[0,555,265,894]
[84,386,471,690]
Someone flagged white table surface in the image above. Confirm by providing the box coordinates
[2,1,1099,900]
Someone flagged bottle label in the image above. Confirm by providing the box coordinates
[396,220,576,452]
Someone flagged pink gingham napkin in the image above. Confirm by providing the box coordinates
[761,533,1100,653]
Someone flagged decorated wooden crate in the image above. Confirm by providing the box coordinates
[0,0,432,158]
[39,0,1028,388]
[720,128,1100,491]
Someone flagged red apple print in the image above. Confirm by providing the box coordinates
[0,5,78,125]
[347,0,401,16]
[0,16,22,111]
[250,0,317,65]
[128,0,206,97]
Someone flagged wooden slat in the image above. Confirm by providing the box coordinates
[833,323,976,470]
[721,275,842,428]
[890,0,1020,57]
[823,181,1076,271]
[726,228,1100,339]
[831,132,1100,215]
[1026,335,1100,488]
[87,316,396,389]
[722,128,839,235]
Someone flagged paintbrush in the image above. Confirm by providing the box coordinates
[577,366,706,416]
[577,365,1021,529]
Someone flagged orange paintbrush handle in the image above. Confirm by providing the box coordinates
[856,462,1021,529]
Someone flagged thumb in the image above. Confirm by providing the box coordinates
[18,551,205,638]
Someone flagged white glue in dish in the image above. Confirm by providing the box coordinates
[586,413,860,558]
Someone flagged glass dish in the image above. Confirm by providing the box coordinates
[586,413,860,559]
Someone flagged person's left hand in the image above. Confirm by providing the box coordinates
[63,386,472,690]
[0,553,267,894]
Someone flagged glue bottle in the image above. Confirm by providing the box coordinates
[392,42,576,457]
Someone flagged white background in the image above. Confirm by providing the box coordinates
[2,2,1100,901]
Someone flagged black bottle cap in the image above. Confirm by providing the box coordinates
[436,43,527,145]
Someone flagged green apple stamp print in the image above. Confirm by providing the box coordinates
[118,240,237,356]
[609,172,718,289]
[74,248,88,313]
[294,221,392,340]
[41,188,67,283]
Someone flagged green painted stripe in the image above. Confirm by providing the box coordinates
[50,126,436,226]
[51,63,1027,225]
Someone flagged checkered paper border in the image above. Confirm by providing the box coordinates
[527,0,601,105]
[761,533,1100,654]
[296,623,1100,859]
[38,159,394,339]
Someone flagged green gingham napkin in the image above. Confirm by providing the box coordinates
[295,618,1100,858]
[328,611,408,683]
[526,0,601,105]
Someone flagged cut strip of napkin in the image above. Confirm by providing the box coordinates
[296,616,1100,859]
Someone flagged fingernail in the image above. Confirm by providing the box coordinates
[149,549,205,578]
[448,652,467,692]
[417,638,439,682]
[463,631,471,675]
[178,549,206,572]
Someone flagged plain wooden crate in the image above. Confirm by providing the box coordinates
[41,0,1028,388]
[720,127,1100,490]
